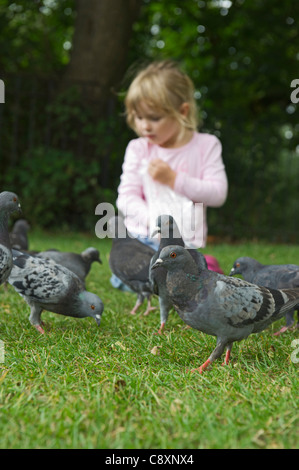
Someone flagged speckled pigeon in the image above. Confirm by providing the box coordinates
[0,191,21,285]
[149,214,207,334]
[8,249,104,333]
[230,256,299,335]
[9,218,30,250]
[151,245,299,373]
[108,216,156,315]
[36,247,102,286]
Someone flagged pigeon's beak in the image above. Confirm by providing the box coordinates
[17,203,22,213]
[95,314,101,326]
[229,268,235,276]
[151,258,163,270]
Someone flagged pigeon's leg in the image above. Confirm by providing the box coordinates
[158,322,165,334]
[29,305,45,334]
[143,298,157,316]
[154,322,165,335]
[273,310,294,336]
[154,299,171,334]
[189,358,213,374]
[285,310,295,327]
[189,338,227,373]
[293,310,299,330]
[130,294,143,315]
[273,326,288,336]
[34,325,45,334]
[221,343,233,366]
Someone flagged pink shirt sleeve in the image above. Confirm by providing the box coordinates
[116,139,150,229]
[173,135,228,207]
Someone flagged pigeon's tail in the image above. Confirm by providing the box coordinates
[273,287,299,319]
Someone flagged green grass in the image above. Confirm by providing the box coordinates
[0,230,298,449]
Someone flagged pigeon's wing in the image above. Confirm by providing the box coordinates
[254,265,299,289]
[0,246,12,283]
[110,239,155,282]
[37,250,75,264]
[9,251,77,303]
[37,250,88,281]
[213,276,297,328]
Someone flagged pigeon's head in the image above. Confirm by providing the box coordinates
[0,191,21,216]
[229,257,257,276]
[81,247,102,264]
[151,214,183,243]
[78,291,104,326]
[151,245,195,272]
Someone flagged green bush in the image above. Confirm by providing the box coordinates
[4,146,116,230]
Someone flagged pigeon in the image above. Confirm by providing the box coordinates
[108,215,156,315]
[230,256,299,335]
[149,214,207,334]
[9,218,30,250]
[8,249,104,333]
[151,245,299,373]
[36,247,102,286]
[0,191,21,285]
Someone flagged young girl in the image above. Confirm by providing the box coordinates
[116,60,228,251]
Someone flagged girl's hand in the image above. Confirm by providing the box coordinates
[148,159,176,189]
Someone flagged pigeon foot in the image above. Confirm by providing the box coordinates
[154,322,165,335]
[143,305,156,316]
[34,324,45,334]
[130,301,142,315]
[221,349,231,366]
[273,326,288,336]
[188,358,212,374]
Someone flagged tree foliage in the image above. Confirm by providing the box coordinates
[0,0,75,74]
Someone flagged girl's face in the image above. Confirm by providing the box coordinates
[133,102,186,148]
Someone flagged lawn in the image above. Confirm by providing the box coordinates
[0,229,298,449]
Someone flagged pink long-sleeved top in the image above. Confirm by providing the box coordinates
[116,132,228,247]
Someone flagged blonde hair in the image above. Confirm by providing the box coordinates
[125,60,199,132]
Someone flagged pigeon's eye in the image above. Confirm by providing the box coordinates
[90,304,95,310]
[170,252,177,259]
[236,262,240,268]
[13,197,17,202]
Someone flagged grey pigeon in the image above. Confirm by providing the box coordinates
[151,245,299,373]
[8,249,104,333]
[230,256,299,335]
[108,216,156,315]
[0,191,21,285]
[149,214,207,334]
[9,218,30,250]
[36,247,102,286]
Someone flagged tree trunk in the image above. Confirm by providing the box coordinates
[63,0,141,104]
